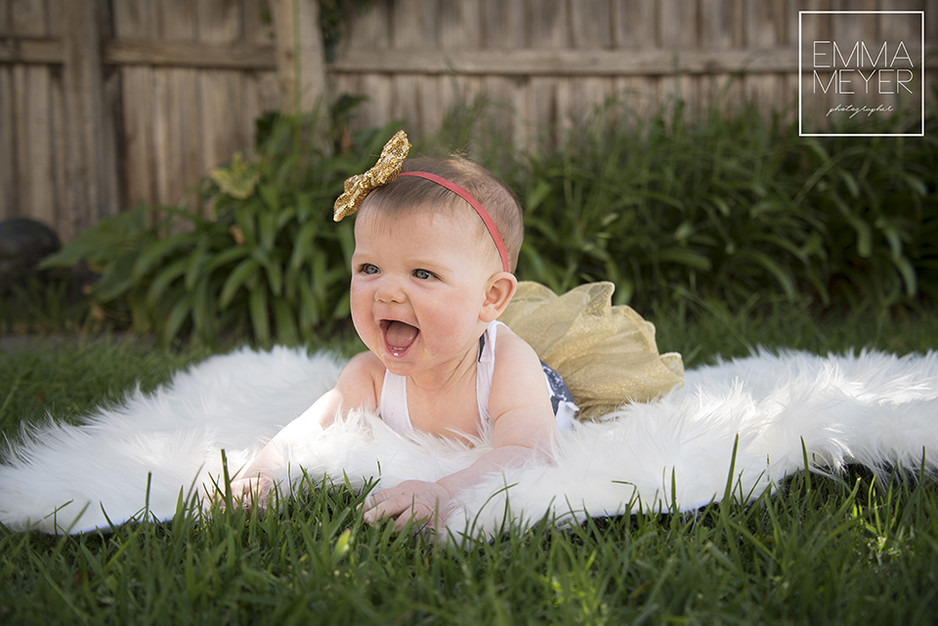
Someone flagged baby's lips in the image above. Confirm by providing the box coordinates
[382,320,419,352]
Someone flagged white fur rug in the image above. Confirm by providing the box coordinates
[2,346,938,539]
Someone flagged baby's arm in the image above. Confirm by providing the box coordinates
[222,352,381,509]
[362,330,558,530]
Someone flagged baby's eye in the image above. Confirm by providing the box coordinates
[413,269,434,280]
[359,263,379,275]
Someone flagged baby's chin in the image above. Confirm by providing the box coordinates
[378,351,424,377]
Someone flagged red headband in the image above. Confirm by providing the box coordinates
[398,171,511,273]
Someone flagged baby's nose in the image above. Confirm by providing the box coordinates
[375,277,406,303]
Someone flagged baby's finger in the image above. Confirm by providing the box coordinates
[392,503,433,532]
[361,487,393,512]
[361,485,408,513]
[362,495,408,524]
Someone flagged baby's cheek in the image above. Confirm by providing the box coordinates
[432,307,480,344]
[349,295,378,348]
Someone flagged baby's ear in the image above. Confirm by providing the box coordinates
[481,273,517,322]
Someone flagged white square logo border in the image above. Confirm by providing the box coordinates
[798,10,925,137]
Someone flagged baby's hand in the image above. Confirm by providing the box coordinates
[218,472,274,513]
[361,480,453,531]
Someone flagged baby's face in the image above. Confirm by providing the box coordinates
[349,206,496,377]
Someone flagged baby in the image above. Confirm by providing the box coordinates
[225,132,576,530]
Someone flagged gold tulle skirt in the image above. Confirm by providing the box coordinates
[499,282,684,421]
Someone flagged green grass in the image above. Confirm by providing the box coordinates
[0,276,92,336]
[3,307,938,624]
[4,471,938,624]
[651,297,938,368]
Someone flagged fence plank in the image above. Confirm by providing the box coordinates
[659,0,697,48]
[150,0,198,209]
[244,0,271,43]
[613,0,657,49]
[743,0,788,119]
[157,0,197,40]
[419,75,444,136]
[526,0,567,49]
[241,0,280,137]
[114,0,155,212]
[699,0,736,49]
[529,76,558,142]
[50,60,66,229]
[358,73,394,130]
[700,0,744,109]
[659,0,704,121]
[481,0,523,48]
[271,0,327,112]
[11,66,28,216]
[3,0,52,225]
[0,37,278,69]
[570,0,612,49]
[9,0,46,36]
[197,0,240,42]
[198,0,250,177]
[612,1,658,121]
[151,69,195,207]
[340,0,389,53]
[112,0,156,39]
[439,0,481,49]
[62,0,119,240]
[121,68,157,209]
[0,67,14,218]
[390,73,420,132]
[481,74,526,149]
[201,70,246,170]
[25,65,54,227]
[329,47,801,76]
[112,0,153,214]
[390,0,425,49]
[106,40,276,69]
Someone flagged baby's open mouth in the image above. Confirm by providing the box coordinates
[380,320,419,356]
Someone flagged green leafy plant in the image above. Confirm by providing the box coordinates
[796,121,938,311]
[508,97,938,317]
[39,96,938,345]
[42,113,401,346]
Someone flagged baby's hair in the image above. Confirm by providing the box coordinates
[360,156,524,273]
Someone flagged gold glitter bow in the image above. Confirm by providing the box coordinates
[333,130,411,222]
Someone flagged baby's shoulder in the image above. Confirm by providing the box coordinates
[492,323,543,378]
[494,323,539,363]
[335,351,384,410]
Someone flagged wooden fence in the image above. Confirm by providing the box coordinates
[1,0,284,242]
[1,0,935,242]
